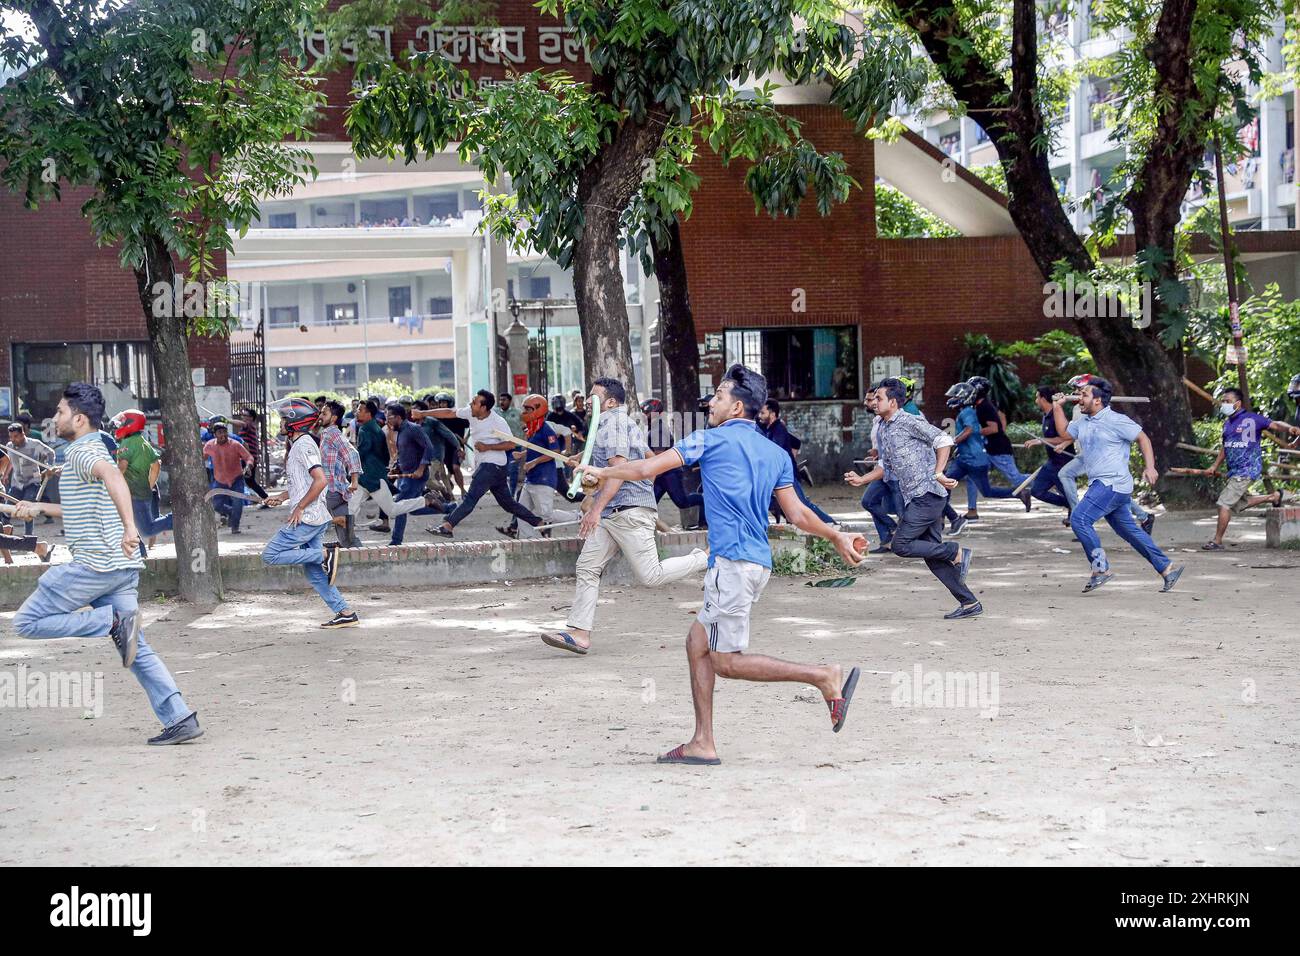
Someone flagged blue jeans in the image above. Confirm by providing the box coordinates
[262,520,347,613]
[131,495,175,557]
[946,459,1016,512]
[390,475,446,545]
[1028,461,1070,509]
[987,453,1029,488]
[506,457,520,497]
[209,476,246,531]
[861,479,903,543]
[11,563,192,728]
[773,477,836,525]
[1071,481,1170,575]
[8,481,39,534]
[1057,457,1146,519]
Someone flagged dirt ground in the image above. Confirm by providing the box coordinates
[1,488,1296,866]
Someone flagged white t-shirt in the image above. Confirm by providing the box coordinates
[286,435,330,525]
[458,407,510,467]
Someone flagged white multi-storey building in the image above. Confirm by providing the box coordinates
[898,8,1296,233]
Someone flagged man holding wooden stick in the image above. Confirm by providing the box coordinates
[414,390,545,539]
[537,377,708,656]
[1194,387,1300,551]
[496,394,578,539]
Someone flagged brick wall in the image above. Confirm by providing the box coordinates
[0,187,230,395]
[678,105,1060,479]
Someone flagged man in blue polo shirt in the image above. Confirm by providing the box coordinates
[576,364,864,766]
[1051,378,1184,593]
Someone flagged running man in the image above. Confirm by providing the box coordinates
[575,365,863,765]
[1051,378,1184,593]
[966,376,1032,511]
[416,390,544,538]
[940,381,1023,521]
[538,378,708,655]
[261,398,357,628]
[110,408,173,556]
[1020,386,1073,514]
[11,382,202,745]
[855,378,981,620]
[1196,387,1300,550]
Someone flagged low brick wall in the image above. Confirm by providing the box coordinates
[1265,506,1300,547]
[0,531,711,606]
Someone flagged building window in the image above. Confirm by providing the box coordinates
[387,286,412,318]
[428,296,453,316]
[268,305,300,328]
[334,364,357,387]
[267,212,297,229]
[325,303,357,326]
[275,367,299,389]
[528,275,552,299]
[368,362,413,386]
[724,326,859,401]
[436,360,455,385]
[12,341,159,420]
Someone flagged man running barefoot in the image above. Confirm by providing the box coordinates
[1052,379,1185,593]
[577,364,864,766]
[11,383,201,745]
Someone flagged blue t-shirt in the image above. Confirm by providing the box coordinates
[955,406,987,466]
[674,419,794,569]
[1222,410,1272,479]
[524,422,561,487]
[1067,406,1142,494]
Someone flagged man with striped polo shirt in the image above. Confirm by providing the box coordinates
[10,383,201,745]
[576,364,864,765]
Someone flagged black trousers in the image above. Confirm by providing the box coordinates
[890,492,977,605]
[446,462,541,528]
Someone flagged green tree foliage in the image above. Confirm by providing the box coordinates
[957,332,1031,419]
[875,183,960,237]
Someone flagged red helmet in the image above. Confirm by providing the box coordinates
[110,409,147,440]
[276,397,319,435]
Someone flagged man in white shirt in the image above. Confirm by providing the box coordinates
[260,398,357,628]
[413,389,545,539]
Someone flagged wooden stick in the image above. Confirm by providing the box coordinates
[491,430,571,466]
[1183,377,1216,403]
[1177,442,1218,455]
[1013,467,1040,497]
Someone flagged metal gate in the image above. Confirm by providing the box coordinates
[228,317,269,481]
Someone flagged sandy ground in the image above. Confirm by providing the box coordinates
[1,487,1297,866]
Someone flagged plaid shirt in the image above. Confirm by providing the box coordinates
[319,425,361,498]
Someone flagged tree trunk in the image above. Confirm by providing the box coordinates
[896,0,1197,489]
[134,232,224,605]
[649,216,701,415]
[571,108,670,407]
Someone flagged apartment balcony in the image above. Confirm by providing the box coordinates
[263,313,456,368]
[1080,126,1122,161]
[231,214,486,261]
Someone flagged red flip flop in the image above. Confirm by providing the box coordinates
[656,744,720,766]
[827,666,860,733]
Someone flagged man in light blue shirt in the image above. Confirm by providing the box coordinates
[1052,378,1184,593]
[576,364,865,766]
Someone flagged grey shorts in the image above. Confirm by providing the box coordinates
[1216,476,1254,511]
[697,556,771,653]
[325,490,350,518]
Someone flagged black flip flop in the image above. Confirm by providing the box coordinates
[828,666,860,733]
[656,744,720,766]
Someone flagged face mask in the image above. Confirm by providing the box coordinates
[1219,402,1236,416]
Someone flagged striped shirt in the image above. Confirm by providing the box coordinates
[62,432,144,572]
